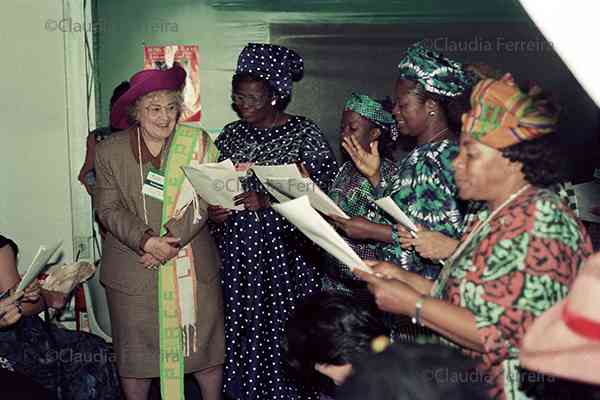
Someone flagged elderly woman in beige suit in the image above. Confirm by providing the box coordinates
[95,64,224,400]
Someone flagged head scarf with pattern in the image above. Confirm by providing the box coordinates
[398,42,475,98]
[461,74,560,149]
[344,93,395,128]
[235,42,304,99]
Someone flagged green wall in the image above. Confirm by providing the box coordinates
[94,0,527,132]
[95,0,267,134]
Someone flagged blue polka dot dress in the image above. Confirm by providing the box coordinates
[212,115,338,400]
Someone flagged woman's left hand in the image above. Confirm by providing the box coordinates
[295,162,311,178]
[234,192,270,211]
[342,136,381,185]
[329,215,375,240]
[354,269,420,315]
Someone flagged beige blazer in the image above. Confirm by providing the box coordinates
[94,128,222,297]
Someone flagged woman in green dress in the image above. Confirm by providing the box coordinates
[322,93,397,303]
[331,43,476,280]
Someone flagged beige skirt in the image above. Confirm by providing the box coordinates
[105,283,225,378]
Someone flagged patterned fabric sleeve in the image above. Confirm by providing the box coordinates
[466,194,592,356]
[388,142,463,238]
[298,119,339,191]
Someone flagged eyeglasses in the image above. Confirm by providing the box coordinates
[231,93,267,108]
[145,104,179,119]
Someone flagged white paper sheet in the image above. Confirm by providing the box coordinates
[375,197,418,234]
[265,177,349,219]
[250,164,304,181]
[249,164,303,203]
[181,159,245,210]
[16,241,63,293]
[272,196,371,273]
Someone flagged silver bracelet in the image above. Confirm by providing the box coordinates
[411,294,428,326]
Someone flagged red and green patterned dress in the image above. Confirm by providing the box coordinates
[431,186,592,400]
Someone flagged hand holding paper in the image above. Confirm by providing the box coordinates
[250,164,303,203]
[16,241,62,293]
[181,159,245,210]
[272,196,371,273]
[251,163,349,218]
[374,197,418,235]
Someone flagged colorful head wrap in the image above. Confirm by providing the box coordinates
[235,43,304,99]
[344,93,395,128]
[398,42,475,98]
[461,75,559,149]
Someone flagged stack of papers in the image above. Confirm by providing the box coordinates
[272,196,371,273]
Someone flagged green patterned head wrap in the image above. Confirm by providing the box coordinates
[398,42,475,98]
[344,93,395,128]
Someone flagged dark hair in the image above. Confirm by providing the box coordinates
[0,235,19,260]
[109,81,131,132]
[402,78,473,135]
[282,291,388,388]
[231,72,291,111]
[501,134,564,187]
[337,343,489,400]
[109,81,130,110]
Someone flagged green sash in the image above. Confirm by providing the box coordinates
[158,124,218,399]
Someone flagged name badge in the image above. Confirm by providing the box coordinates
[142,169,165,201]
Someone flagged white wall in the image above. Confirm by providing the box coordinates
[0,1,91,271]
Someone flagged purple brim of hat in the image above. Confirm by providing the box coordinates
[110,64,186,130]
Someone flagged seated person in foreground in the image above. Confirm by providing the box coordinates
[337,342,489,400]
[283,291,390,396]
[0,234,120,399]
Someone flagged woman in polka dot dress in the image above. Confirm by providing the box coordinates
[208,43,338,400]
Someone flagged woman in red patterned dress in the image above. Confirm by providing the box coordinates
[354,74,593,399]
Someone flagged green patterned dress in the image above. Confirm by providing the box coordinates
[322,159,396,304]
[431,187,593,400]
[375,139,467,279]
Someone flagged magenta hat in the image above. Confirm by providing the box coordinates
[110,63,186,130]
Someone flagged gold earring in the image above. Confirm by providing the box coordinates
[429,110,436,117]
